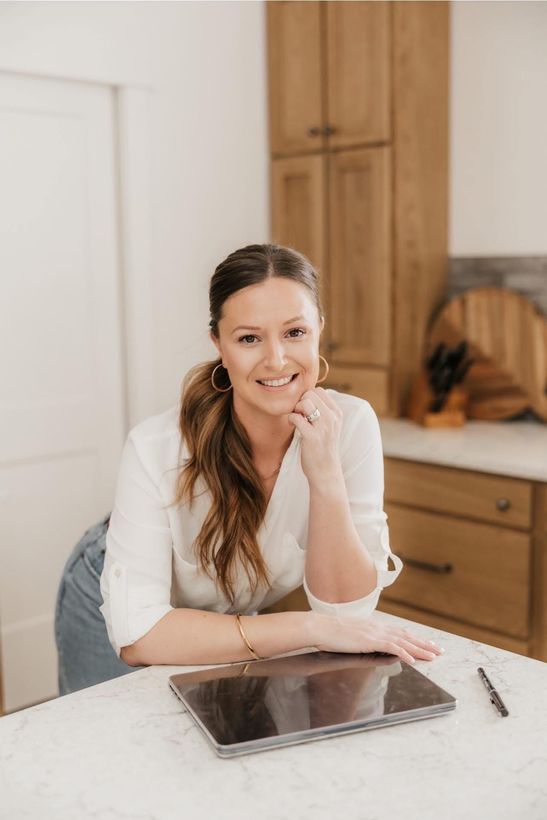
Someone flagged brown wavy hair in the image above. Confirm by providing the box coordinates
[170,243,323,603]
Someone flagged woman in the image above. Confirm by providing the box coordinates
[56,243,443,695]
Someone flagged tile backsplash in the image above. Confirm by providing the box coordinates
[447,256,547,317]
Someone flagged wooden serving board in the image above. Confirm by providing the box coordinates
[427,287,547,422]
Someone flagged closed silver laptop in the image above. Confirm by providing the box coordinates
[169,650,457,758]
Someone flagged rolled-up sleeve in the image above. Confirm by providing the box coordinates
[303,399,403,619]
[99,432,174,658]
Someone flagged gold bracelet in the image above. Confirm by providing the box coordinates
[235,613,261,660]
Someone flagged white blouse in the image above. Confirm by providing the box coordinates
[99,389,403,658]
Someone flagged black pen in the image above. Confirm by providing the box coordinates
[477,667,509,717]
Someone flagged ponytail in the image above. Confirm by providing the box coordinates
[169,358,270,603]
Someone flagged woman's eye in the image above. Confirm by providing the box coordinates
[238,328,306,344]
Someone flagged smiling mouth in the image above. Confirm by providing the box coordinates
[256,373,298,388]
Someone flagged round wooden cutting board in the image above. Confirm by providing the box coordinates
[427,287,547,422]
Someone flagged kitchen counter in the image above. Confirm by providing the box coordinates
[379,418,547,482]
[1,610,545,820]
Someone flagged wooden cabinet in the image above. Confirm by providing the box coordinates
[271,155,327,293]
[384,504,531,640]
[267,2,325,156]
[268,1,391,156]
[317,365,390,417]
[328,147,391,367]
[384,460,533,530]
[267,1,449,416]
[264,459,547,663]
[325,2,391,150]
[379,459,547,660]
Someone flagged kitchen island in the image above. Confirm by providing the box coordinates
[0,610,545,820]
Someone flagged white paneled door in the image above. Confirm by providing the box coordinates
[0,73,126,712]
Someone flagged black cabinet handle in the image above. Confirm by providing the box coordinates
[323,124,336,136]
[307,126,321,137]
[399,555,453,574]
[496,498,511,512]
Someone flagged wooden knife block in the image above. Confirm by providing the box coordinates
[426,287,547,422]
[406,370,468,427]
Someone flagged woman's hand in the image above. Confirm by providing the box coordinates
[287,387,343,484]
[305,611,445,665]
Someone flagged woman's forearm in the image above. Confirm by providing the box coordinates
[305,471,378,603]
[120,608,313,667]
[121,604,444,668]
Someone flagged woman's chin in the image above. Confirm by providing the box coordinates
[256,394,301,418]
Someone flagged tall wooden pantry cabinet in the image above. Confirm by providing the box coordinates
[267,0,449,416]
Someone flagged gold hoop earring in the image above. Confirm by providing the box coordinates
[211,363,232,393]
[316,354,330,385]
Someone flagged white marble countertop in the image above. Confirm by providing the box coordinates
[1,610,546,820]
[379,418,547,482]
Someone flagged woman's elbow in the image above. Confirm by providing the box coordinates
[120,642,144,667]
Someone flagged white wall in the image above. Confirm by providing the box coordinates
[0,0,269,416]
[450,0,547,256]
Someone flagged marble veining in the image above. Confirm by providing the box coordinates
[379,418,547,482]
[0,611,546,820]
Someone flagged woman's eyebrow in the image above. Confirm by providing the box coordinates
[231,315,305,334]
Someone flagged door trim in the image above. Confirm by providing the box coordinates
[115,86,156,428]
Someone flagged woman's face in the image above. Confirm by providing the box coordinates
[210,277,324,419]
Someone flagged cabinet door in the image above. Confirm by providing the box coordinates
[385,459,533,530]
[326,1,391,149]
[378,599,529,657]
[267,1,325,156]
[383,504,531,640]
[328,147,391,367]
[271,154,327,304]
[323,366,389,416]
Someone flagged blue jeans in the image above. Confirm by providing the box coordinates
[55,513,145,695]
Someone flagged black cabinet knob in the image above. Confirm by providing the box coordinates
[496,498,511,512]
